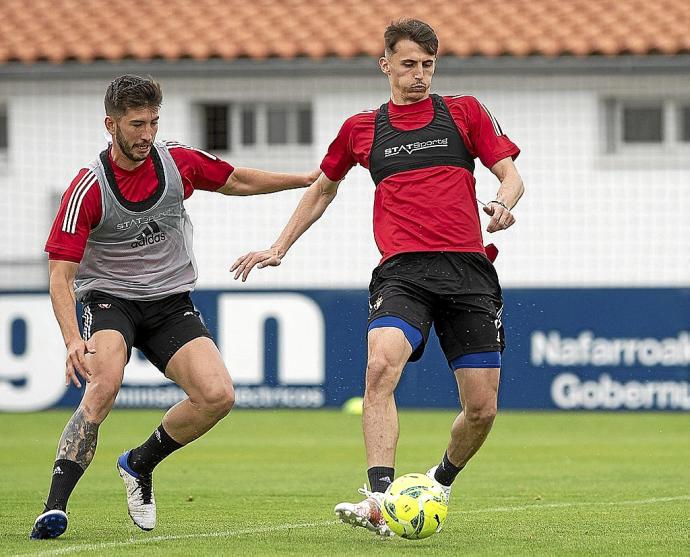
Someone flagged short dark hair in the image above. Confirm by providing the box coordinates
[104,75,162,118]
[384,19,439,56]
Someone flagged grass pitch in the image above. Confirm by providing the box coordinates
[1,410,688,556]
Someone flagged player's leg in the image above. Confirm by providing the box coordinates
[427,252,504,497]
[117,294,232,530]
[31,329,127,539]
[117,338,232,530]
[429,363,500,494]
[361,259,433,495]
[451,362,501,467]
[124,302,232,471]
[362,325,413,491]
[335,256,433,535]
[120,336,232,475]
[158,336,234,443]
[334,325,412,536]
[123,337,233,470]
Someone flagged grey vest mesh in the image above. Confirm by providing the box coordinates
[74,141,198,301]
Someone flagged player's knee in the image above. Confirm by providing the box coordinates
[365,356,399,396]
[199,383,235,418]
[464,403,497,428]
[81,382,120,423]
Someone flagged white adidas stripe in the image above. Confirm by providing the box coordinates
[481,102,504,136]
[62,171,96,234]
[66,176,96,234]
[165,141,217,160]
[82,305,93,340]
[449,96,504,136]
[61,171,93,232]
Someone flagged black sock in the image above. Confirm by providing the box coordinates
[367,466,395,494]
[44,459,84,512]
[434,452,465,487]
[128,424,183,476]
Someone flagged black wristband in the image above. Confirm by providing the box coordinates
[489,200,509,210]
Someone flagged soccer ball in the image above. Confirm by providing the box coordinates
[381,473,448,539]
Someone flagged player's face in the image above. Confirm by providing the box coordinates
[107,107,159,164]
[380,39,436,104]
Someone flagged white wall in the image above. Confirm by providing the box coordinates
[0,71,688,289]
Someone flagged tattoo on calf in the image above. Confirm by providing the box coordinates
[56,407,100,469]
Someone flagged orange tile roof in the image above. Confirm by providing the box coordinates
[0,0,688,64]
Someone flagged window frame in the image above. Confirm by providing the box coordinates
[196,101,313,156]
[604,97,690,153]
[594,94,690,170]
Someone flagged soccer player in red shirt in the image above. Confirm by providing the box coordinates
[232,19,524,536]
[30,75,318,540]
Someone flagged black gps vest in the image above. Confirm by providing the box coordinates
[368,94,474,186]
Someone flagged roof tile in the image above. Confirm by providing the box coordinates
[0,0,688,65]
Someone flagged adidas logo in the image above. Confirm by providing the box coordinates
[369,294,383,313]
[53,466,63,476]
[131,221,166,248]
[380,476,392,484]
[155,429,161,442]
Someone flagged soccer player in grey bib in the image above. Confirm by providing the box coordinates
[31,75,319,540]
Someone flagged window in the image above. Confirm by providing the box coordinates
[198,102,312,153]
[0,104,7,168]
[202,104,230,152]
[0,105,7,151]
[267,108,289,145]
[680,106,690,142]
[241,108,256,146]
[622,106,662,143]
[297,108,313,145]
[603,98,690,157]
[266,104,312,145]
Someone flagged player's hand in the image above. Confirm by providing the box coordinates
[65,338,96,388]
[483,201,515,233]
[231,247,282,282]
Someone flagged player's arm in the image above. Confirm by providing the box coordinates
[217,167,320,196]
[49,260,95,388]
[230,172,340,281]
[483,157,525,233]
[167,145,319,197]
[451,96,524,233]
[45,169,100,388]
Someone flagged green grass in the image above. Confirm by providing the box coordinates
[1,410,688,556]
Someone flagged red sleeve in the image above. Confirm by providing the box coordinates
[167,144,234,199]
[447,96,520,170]
[45,169,102,263]
[320,114,362,181]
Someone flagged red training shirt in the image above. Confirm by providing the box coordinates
[320,95,520,263]
[45,142,234,263]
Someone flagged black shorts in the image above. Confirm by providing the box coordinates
[81,290,212,373]
[367,252,505,363]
